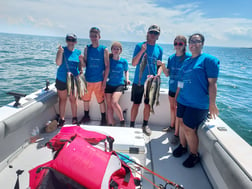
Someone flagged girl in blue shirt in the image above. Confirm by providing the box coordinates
[158,35,190,144]
[105,42,130,126]
[55,33,84,127]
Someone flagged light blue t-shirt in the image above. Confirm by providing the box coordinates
[107,57,128,86]
[177,53,220,109]
[85,45,106,82]
[167,52,191,93]
[56,47,81,83]
[133,42,163,85]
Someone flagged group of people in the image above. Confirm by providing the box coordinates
[55,25,220,168]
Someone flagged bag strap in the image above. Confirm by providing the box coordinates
[14,169,24,189]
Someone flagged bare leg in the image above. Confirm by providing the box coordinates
[143,103,150,121]
[179,118,187,147]
[183,123,198,154]
[84,101,89,111]
[174,117,180,136]
[99,101,106,113]
[169,96,176,127]
[69,93,77,117]
[57,90,67,120]
[105,93,114,125]
[131,103,140,122]
[111,92,124,121]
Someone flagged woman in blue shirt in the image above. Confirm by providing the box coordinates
[158,35,190,145]
[172,33,220,168]
[105,42,130,126]
[55,33,84,127]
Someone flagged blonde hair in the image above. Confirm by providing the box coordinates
[110,41,122,58]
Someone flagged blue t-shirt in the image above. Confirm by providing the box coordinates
[167,52,191,93]
[107,57,128,86]
[177,53,220,109]
[56,47,81,83]
[85,45,106,82]
[133,42,163,85]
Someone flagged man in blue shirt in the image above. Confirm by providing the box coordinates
[173,33,220,168]
[80,27,110,125]
[130,25,163,136]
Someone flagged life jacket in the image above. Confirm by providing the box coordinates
[29,126,140,189]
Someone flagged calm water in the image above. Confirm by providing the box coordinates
[0,33,251,145]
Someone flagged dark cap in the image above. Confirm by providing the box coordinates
[66,33,77,40]
[148,25,160,33]
[89,27,100,34]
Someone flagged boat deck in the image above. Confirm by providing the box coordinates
[0,120,212,189]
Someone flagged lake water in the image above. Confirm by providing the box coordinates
[0,33,251,145]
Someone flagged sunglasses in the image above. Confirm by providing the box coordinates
[66,38,76,42]
[174,42,184,46]
[112,47,121,51]
[189,40,202,44]
[90,34,98,38]
[149,31,159,35]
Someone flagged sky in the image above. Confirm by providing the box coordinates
[0,0,252,47]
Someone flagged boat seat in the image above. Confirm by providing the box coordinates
[0,122,6,140]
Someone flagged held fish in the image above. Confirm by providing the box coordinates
[144,76,153,101]
[67,72,72,96]
[138,53,148,85]
[76,74,88,99]
[155,76,161,106]
[149,77,157,113]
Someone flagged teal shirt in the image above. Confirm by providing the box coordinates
[167,52,191,93]
[133,42,163,85]
[85,45,106,82]
[107,57,128,86]
[177,53,220,109]
[56,47,81,83]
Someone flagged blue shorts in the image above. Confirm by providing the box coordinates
[177,103,208,129]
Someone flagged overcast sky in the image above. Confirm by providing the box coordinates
[0,0,252,47]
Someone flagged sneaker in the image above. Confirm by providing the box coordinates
[170,135,179,145]
[173,144,187,157]
[142,125,152,136]
[100,119,107,126]
[120,120,125,127]
[162,126,175,132]
[79,115,90,124]
[72,117,78,124]
[183,153,200,168]
[57,119,65,128]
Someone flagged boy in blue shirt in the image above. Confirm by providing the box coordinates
[80,27,110,125]
[130,25,163,136]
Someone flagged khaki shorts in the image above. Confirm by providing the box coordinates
[82,81,104,103]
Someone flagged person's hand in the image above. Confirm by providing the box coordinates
[58,45,64,54]
[157,60,163,66]
[126,80,131,85]
[147,75,154,78]
[209,103,219,119]
[141,42,147,53]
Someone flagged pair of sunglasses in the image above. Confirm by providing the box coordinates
[174,42,184,46]
[66,38,76,42]
[149,31,159,35]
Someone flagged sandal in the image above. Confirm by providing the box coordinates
[162,126,175,132]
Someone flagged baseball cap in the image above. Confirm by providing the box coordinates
[89,27,101,34]
[148,25,160,33]
[66,33,77,41]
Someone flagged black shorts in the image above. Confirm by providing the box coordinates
[177,103,208,129]
[169,90,176,97]
[131,83,148,104]
[105,84,124,93]
[55,79,67,91]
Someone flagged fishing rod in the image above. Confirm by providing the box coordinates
[117,152,184,189]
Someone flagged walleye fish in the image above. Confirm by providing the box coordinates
[155,76,161,106]
[144,76,153,101]
[72,76,78,98]
[138,53,148,85]
[76,74,88,99]
[149,77,157,113]
[67,72,72,96]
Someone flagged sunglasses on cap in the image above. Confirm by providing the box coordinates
[189,39,202,44]
[149,31,159,35]
[174,42,184,46]
[66,38,76,42]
